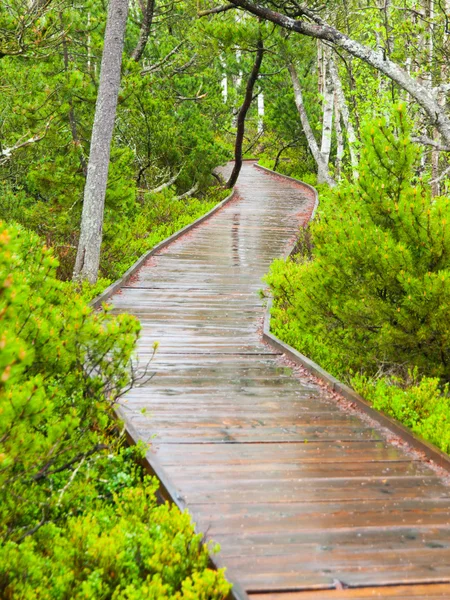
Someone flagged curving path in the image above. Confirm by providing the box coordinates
[111,162,450,599]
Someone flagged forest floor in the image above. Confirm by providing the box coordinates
[110,162,450,599]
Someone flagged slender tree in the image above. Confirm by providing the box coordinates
[288,62,335,186]
[73,0,130,283]
[131,0,155,61]
[227,0,450,148]
[226,30,264,188]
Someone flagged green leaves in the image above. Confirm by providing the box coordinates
[0,220,231,597]
[0,221,140,540]
[267,107,450,381]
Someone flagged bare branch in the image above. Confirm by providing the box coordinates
[176,93,207,101]
[430,164,450,184]
[412,135,450,151]
[141,41,185,75]
[147,166,184,193]
[198,3,237,16]
[175,182,199,200]
[0,119,53,165]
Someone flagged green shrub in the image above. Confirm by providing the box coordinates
[0,220,140,539]
[267,105,450,381]
[0,222,231,598]
[0,478,230,599]
[352,372,450,453]
[266,105,450,454]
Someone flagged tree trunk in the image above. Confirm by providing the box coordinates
[288,62,335,187]
[320,54,334,168]
[328,57,359,179]
[73,0,129,283]
[334,97,344,181]
[228,0,450,148]
[131,0,155,62]
[226,34,264,189]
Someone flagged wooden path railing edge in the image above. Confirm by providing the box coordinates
[115,405,251,600]
[90,188,237,309]
[257,162,450,474]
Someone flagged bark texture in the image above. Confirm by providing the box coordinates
[226,34,264,189]
[229,0,450,147]
[288,63,335,187]
[328,57,359,179]
[131,0,155,62]
[73,0,129,283]
[320,55,334,168]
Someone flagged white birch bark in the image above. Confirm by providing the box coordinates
[288,62,335,186]
[73,0,130,283]
[258,91,264,133]
[334,96,344,181]
[328,57,359,179]
[320,56,334,167]
[229,0,450,148]
[220,56,228,102]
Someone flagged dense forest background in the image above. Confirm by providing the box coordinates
[2,1,450,283]
[1,0,450,596]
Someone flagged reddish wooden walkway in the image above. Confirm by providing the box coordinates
[111,162,450,599]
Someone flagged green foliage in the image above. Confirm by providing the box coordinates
[267,105,450,380]
[0,221,231,597]
[0,479,230,599]
[266,106,450,452]
[352,372,450,454]
[0,220,140,540]
[0,0,229,284]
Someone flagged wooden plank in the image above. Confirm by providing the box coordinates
[249,583,450,599]
[153,442,413,465]
[190,500,450,535]
[171,477,450,504]
[208,526,450,558]
[110,162,450,598]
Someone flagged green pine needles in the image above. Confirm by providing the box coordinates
[267,104,450,451]
[0,222,230,598]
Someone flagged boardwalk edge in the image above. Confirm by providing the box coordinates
[91,185,250,600]
[90,187,237,309]
[258,163,450,473]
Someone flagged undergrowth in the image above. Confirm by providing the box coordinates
[265,105,450,453]
[0,221,231,598]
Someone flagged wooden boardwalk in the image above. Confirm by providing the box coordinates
[111,162,450,599]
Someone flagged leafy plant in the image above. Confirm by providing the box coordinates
[267,105,450,380]
[0,222,231,598]
[266,105,450,453]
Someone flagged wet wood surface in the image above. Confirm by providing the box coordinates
[111,162,450,598]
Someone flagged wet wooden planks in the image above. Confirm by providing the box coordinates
[111,162,450,598]
[249,583,450,599]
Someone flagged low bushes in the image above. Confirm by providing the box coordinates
[0,184,229,290]
[266,105,450,452]
[0,221,230,598]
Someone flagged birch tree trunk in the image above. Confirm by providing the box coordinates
[320,54,334,168]
[73,0,129,283]
[287,62,335,187]
[328,57,359,179]
[229,0,450,147]
[334,97,344,181]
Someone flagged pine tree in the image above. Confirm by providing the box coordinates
[268,104,450,380]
